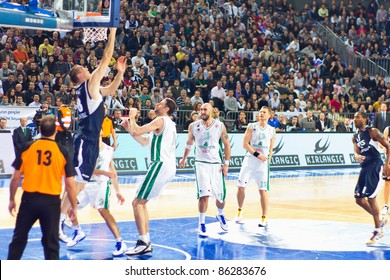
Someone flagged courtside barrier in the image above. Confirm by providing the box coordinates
[0,130,366,177]
[112,132,363,174]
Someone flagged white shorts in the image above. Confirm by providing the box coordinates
[136,161,176,200]
[237,156,270,191]
[77,180,111,210]
[195,161,226,203]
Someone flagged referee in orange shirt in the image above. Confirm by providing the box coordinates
[101,103,117,149]
[8,116,78,260]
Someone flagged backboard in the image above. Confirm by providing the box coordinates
[0,0,120,31]
[0,0,73,31]
[62,0,120,28]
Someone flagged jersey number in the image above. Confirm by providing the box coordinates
[37,150,52,166]
[357,140,366,149]
[76,96,84,113]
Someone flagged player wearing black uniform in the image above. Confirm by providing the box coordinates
[70,29,126,183]
[352,111,390,245]
[59,28,127,243]
[72,79,105,182]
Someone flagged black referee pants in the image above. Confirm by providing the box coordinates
[8,191,61,260]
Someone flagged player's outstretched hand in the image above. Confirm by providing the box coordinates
[116,56,127,74]
[129,108,138,118]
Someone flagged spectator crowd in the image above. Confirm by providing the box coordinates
[0,0,390,133]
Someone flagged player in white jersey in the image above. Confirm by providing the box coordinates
[64,135,127,256]
[179,103,231,237]
[235,106,276,227]
[122,98,177,255]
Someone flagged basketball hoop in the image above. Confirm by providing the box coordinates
[82,27,108,43]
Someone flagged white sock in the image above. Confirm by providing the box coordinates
[60,213,66,222]
[199,212,206,224]
[375,228,382,232]
[217,208,224,216]
[116,237,122,242]
[139,234,148,243]
[147,232,150,242]
[73,224,81,231]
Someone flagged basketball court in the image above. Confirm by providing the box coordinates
[1,168,389,260]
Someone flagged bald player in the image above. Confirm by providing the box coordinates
[179,103,231,237]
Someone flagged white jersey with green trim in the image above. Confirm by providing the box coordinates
[91,143,114,183]
[246,122,275,157]
[192,119,224,164]
[148,116,177,164]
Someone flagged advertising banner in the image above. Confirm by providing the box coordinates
[0,107,37,130]
[0,131,366,176]
[0,131,15,176]
[113,133,362,174]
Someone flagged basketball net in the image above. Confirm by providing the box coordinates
[82,27,108,43]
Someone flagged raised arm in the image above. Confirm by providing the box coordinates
[128,110,164,136]
[122,118,149,146]
[88,28,117,98]
[179,123,195,168]
[122,108,164,146]
[100,56,127,97]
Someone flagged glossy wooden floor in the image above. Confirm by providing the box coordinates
[0,169,386,229]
